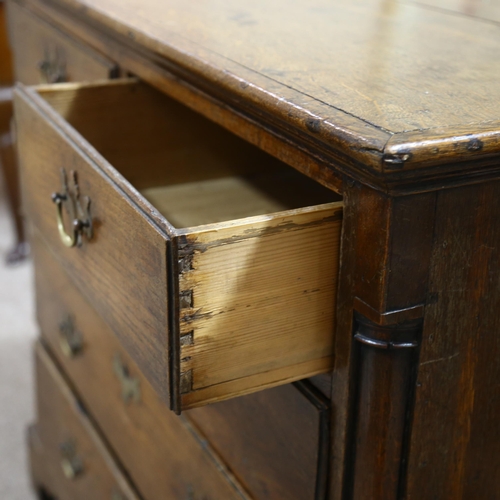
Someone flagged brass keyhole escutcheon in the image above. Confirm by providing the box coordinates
[59,440,84,480]
[52,168,93,248]
[113,353,141,404]
[59,315,84,358]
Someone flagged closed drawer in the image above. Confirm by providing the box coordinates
[30,341,141,500]
[32,232,250,500]
[7,0,118,84]
[15,79,343,412]
[188,383,330,500]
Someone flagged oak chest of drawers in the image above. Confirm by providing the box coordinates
[6,0,500,499]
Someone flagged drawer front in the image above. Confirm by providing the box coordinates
[31,342,141,500]
[16,79,342,413]
[15,82,171,402]
[188,383,330,500]
[33,234,249,500]
[7,1,117,84]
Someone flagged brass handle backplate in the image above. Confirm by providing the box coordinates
[52,169,92,248]
[59,440,84,480]
[113,353,141,404]
[59,315,84,358]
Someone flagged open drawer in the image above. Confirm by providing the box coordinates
[14,79,343,412]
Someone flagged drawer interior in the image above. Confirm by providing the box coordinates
[37,79,341,228]
[24,79,343,410]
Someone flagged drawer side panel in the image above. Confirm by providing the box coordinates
[179,204,342,407]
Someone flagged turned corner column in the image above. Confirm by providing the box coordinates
[348,314,422,499]
[330,182,436,500]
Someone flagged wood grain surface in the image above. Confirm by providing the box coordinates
[14,82,171,403]
[16,0,500,186]
[31,342,141,500]
[405,180,500,499]
[33,234,250,500]
[179,203,342,408]
[188,382,330,500]
[37,79,295,194]
[330,182,437,500]
[8,1,117,84]
[15,78,343,410]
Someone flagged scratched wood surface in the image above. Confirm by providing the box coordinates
[26,0,500,180]
[179,202,342,408]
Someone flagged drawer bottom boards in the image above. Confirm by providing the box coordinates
[29,342,140,500]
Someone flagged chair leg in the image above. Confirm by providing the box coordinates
[0,131,29,265]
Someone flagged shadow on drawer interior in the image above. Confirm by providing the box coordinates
[28,79,343,411]
[39,79,341,226]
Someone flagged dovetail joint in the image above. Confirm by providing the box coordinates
[180,331,194,347]
[180,369,193,394]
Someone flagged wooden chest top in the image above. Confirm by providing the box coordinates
[41,0,500,190]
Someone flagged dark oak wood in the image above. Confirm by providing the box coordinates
[32,232,250,500]
[31,341,142,500]
[188,381,330,500]
[405,181,500,499]
[348,316,422,499]
[15,82,171,402]
[12,0,500,193]
[331,183,437,500]
[7,1,117,84]
[1,1,119,264]
[7,0,500,498]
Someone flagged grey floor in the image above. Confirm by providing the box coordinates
[0,174,37,500]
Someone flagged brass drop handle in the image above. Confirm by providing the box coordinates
[59,315,84,358]
[60,440,84,480]
[51,169,93,248]
[113,353,141,404]
[52,193,78,248]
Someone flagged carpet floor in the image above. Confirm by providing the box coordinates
[0,175,37,500]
